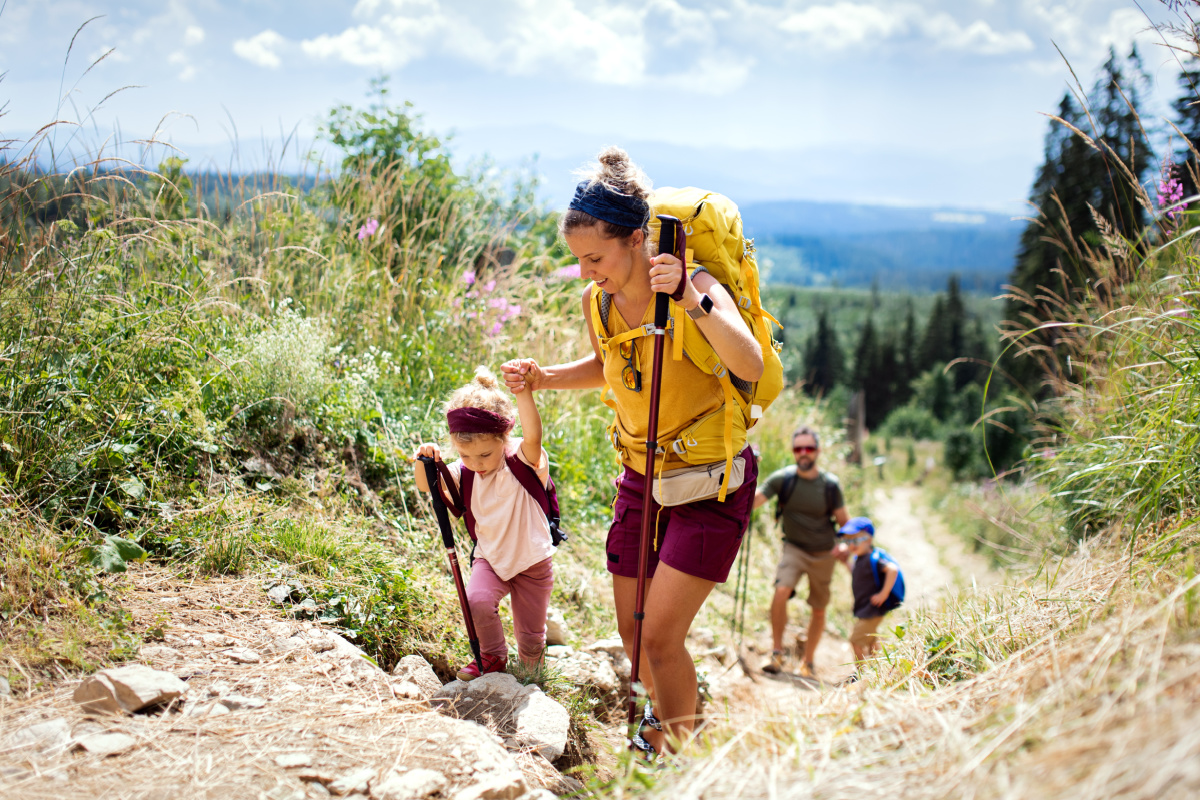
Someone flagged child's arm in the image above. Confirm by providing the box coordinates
[411,442,443,493]
[514,382,543,468]
[870,561,899,607]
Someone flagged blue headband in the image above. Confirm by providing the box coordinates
[568,180,649,230]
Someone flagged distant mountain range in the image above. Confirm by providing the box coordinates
[740,200,1024,293]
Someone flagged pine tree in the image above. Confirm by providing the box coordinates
[802,309,844,397]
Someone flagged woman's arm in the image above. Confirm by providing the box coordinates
[503,285,607,394]
[650,255,764,382]
[514,385,542,466]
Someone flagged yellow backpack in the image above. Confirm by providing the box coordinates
[589,186,784,501]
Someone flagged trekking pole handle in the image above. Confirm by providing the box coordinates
[655,214,681,330]
[417,455,456,550]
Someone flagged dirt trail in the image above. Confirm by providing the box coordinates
[703,484,1000,710]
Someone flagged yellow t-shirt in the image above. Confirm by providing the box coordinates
[603,297,725,473]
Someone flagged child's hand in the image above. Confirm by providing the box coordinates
[870,589,889,606]
[414,443,443,462]
[833,543,850,563]
[502,358,542,394]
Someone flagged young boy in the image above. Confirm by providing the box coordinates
[835,517,904,661]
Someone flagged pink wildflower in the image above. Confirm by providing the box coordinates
[554,264,582,279]
[357,218,380,241]
[463,270,476,286]
[1158,162,1186,222]
[490,321,503,335]
[483,279,496,293]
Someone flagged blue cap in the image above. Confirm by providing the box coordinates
[837,517,875,537]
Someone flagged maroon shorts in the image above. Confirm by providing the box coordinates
[606,446,758,584]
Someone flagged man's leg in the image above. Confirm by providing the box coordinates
[802,607,826,667]
[769,585,793,652]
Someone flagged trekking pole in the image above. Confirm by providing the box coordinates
[627,214,683,743]
[418,455,482,675]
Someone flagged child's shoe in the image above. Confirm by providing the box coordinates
[457,653,507,681]
[798,661,817,679]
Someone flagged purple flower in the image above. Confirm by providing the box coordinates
[1158,162,1187,222]
[490,321,504,335]
[463,270,476,286]
[357,218,380,241]
[483,279,496,293]
[554,264,582,279]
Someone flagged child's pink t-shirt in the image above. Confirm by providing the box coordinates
[444,439,554,582]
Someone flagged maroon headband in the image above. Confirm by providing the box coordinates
[447,407,513,435]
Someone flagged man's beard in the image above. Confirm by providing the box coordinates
[795,456,815,471]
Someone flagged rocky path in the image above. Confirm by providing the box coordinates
[701,485,999,714]
[0,568,610,800]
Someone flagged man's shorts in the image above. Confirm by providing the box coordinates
[773,542,836,609]
[850,615,886,654]
[606,446,758,584]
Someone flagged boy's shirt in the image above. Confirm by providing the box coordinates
[850,547,900,619]
[444,438,553,581]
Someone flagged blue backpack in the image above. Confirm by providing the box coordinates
[869,548,905,612]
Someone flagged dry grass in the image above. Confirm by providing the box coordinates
[608,522,1200,800]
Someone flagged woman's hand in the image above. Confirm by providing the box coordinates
[502,358,543,394]
[649,253,696,307]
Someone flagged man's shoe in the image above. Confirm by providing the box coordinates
[457,653,507,681]
[762,650,785,674]
[798,661,817,679]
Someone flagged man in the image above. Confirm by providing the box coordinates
[753,425,850,677]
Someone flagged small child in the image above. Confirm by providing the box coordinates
[413,366,555,681]
[835,517,904,662]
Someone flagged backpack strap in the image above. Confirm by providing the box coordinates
[824,472,837,520]
[435,461,464,516]
[505,454,565,546]
[774,465,799,522]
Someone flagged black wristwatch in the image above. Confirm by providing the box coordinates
[686,293,714,319]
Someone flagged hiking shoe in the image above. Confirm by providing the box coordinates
[798,661,817,679]
[457,653,507,681]
[639,697,663,734]
[762,650,785,674]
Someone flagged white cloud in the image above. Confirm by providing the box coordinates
[184,25,205,47]
[234,30,286,70]
[778,2,1032,55]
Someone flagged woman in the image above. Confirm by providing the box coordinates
[502,147,762,756]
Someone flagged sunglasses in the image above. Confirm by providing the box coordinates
[841,534,872,545]
[793,445,818,454]
[619,339,642,392]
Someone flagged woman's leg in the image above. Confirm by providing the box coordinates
[508,557,554,667]
[465,559,511,658]
[613,564,715,753]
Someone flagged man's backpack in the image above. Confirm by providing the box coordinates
[435,455,565,547]
[869,548,905,612]
[589,187,784,502]
[774,467,839,524]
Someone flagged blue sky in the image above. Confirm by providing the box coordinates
[0,0,1182,211]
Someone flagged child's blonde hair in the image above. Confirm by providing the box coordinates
[445,366,515,445]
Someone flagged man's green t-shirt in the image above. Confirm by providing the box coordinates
[759,466,844,551]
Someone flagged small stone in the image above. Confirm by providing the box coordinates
[275,753,314,769]
[0,676,10,698]
[220,694,266,710]
[543,645,573,658]
[139,645,184,661]
[267,621,294,637]
[74,665,187,715]
[207,680,233,697]
[226,647,262,664]
[202,633,234,646]
[10,718,71,754]
[370,768,447,800]
[452,773,527,800]
[74,731,137,757]
[330,768,376,796]
[268,585,293,604]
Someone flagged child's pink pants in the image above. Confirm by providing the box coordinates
[466,556,554,665]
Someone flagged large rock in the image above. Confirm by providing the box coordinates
[381,714,526,798]
[73,665,187,714]
[391,655,443,701]
[433,674,570,762]
[547,649,618,696]
[370,768,447,800]
[544,608,568,647]
[514,752,584,796]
